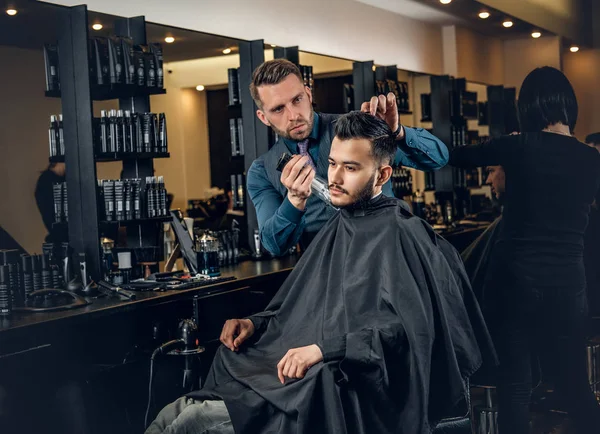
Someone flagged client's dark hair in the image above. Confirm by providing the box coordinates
[334,111,396,165]
[517,66,578,132]
[586,132,600,145]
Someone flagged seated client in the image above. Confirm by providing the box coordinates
[146,111,495,434]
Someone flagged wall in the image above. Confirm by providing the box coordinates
[0,46,60,254]
[46,0,444,76]
[562,48,600,141]
[455,27,504,85]
[166,50,353,89]
[503,36,562,92]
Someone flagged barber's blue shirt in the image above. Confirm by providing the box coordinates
[247,113,449,255]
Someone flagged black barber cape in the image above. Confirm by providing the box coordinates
[190,195,495,433]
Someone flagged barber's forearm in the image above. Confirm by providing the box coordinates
[259,198,306,256]
[317,335,347,363]
[395,127,449,171]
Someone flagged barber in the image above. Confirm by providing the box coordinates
[247,59,449,255]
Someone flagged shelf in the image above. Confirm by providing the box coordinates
[45,86,166,101]
[49,152,170,164]
[100,216,172,226]
[96,152,170,162]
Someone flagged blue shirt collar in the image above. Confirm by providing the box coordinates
[282,112,320,153]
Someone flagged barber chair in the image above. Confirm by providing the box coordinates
[431,380,472,434]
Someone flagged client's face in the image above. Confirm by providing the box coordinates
[328,137,378,208]
[486,165,505,200]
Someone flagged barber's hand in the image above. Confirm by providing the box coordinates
[277,344,323,384]
[280,155,315,211]
[360,92,402,139]
[220,319,255,352]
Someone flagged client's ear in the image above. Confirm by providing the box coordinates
[376,165,393,186]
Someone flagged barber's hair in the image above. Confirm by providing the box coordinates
[250,59,304,109]
[517,66,578,132]
[334,111,397,166]
[586,132,600,145]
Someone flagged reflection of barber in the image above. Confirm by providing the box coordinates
[35,162,67,243]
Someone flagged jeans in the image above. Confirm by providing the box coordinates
[493,285,600,433]
[145,397,233,434]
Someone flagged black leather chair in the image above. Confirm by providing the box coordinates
[432,380,472,434]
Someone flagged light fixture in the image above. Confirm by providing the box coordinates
[502,20,514,28]
[196,85,205,91]
[222,48,232,54]
[92,23,103,31]
[164,36,175,44]
[531,31,541,39]
[439,0,452,4]
[372,65,376,72]
[478,11,490,19]
[271,44,277,48]
[5,8,17,16]
[570,45,580,53]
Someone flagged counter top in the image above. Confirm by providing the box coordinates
[0,256,299,339]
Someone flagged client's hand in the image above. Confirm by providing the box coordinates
[277,345,323,384]
[220,319,255,352]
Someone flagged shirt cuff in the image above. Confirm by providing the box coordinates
[280,196,305,224]
[317,335,347,363]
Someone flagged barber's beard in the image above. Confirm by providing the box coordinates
[270,107,315,141]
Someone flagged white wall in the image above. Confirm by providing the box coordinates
[46,0,445,75]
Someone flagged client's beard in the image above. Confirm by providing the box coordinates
[344,172,377,210]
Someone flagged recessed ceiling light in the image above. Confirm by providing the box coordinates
[92,23,103,31]
[531,31,541,39]
[439,0,452,4]
[372,65,376,72]
[164,36,175,44]
[5,8,17,16]
[196,85,205,91]
[503,20,514,28]
[271,44,277,48]
[570,45,580,53]
[478,11,490,19]
[222,48,232,54]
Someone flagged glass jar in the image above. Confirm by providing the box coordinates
[195,233,221,277]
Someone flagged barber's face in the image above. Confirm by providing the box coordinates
[328,137,391,208]
[486,165,505,199]
[256,75,314,141]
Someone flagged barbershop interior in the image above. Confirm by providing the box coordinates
[1,0,600,433]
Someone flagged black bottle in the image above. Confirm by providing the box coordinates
[123,110,133,153]
[115,110,124,153]
[0,265,11,316]
[99,110,109,154]
[41,253,52,289]
[21,254,33,297]
[32,255,42,291]
[58,114,65,156]
[49,115,58,157]
[109,109,117,153]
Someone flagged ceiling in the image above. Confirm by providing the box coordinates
[0,1,242,62]
[356,0,557,40]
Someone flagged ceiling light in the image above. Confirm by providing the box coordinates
[271,44,277,48]
[372,65,376,72]
[222,48,232,54]
[5,8,17,16]
[570,45,580,53]
[478,11,490,19]
[439,0,452,4]
[196,85,205,91]
[502,20,514,28]
[164,36,175,44]
[92,23,103,31]
[531,31,541,39]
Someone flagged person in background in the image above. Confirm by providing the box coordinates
[585,132,600,152]
[35,162,67,243]
[450,66,600,433]
[247,59,449,256]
